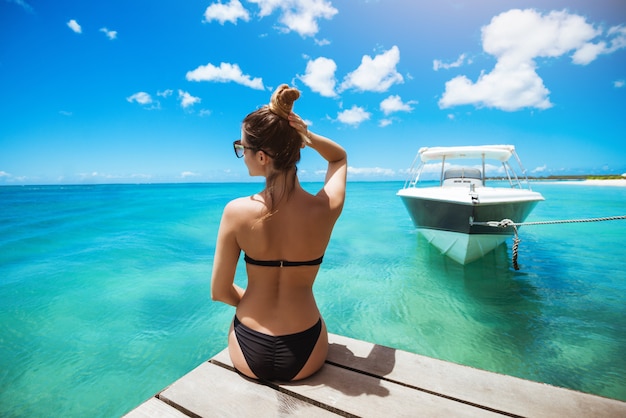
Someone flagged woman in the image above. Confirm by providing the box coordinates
[210,84,347,381]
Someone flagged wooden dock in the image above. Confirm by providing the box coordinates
[125,333,626,417]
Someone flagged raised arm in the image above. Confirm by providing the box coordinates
[289,113,347,212]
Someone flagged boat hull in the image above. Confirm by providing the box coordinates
[398,195,540,235]
[418,229,509,265]
[398,188,543,264]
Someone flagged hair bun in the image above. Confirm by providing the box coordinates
[269,84,300,119]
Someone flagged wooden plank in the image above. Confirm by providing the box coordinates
[127,333,626,418]
[278,361,502,417]
[158,360,338,417]
[326,334,626,418]
[209,348,231,367]
[212,346,500,417]
[123,397,189,418]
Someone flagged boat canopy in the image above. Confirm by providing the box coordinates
[418,145,515,162]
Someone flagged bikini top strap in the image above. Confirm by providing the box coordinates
[244,253,324,267]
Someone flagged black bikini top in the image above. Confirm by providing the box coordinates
[244,253,324,268]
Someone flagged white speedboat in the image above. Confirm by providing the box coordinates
[397,145,544,264]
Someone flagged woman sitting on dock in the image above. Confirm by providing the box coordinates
[210,84,347,381]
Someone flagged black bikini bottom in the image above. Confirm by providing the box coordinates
[233,316,322,381]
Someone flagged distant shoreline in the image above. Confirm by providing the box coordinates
[479,175,626,187]
[526,175,626,187]
[529,175,626,181]
[552,179,626,187]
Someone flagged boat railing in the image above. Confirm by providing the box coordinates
[500,150,534,190]
[512,150,534,191]
[502,162,517,187]
[404,154,424,188]
[402,148,535,191]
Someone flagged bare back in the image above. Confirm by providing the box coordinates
[233,185,340,334]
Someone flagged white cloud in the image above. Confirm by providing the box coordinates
[299,57,337,97]
[571,41,607,65]
[178,90,201,108]
[129,174,153,180]
[379,119,392,127]
[340,46,403,93]
[608,25,626,48]
[8,0,33,13]
[248,0,279,17]
[248,0,338,37]
[67,19,82,34]
[380,95,416,115]
[433,53,467,71]
[439,9,626,111]
[75,172,153,183]
[532,164,547,173]
[482,10,599,61]
[440,63,553,111]
[99,27,117,40]
[336,105,370,126]
[157,89,173,97]
[126,92,153,105]
[186,62,264,90]
[0,171,11,178]
[79,172,102,180]
[615,80,625,88]
[348,167,395,177]
[573,25,626,64]
[204,0,250,24]
[181,171,201,178]
[315,38,330,46]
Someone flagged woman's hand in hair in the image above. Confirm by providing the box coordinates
[288,113,311,148]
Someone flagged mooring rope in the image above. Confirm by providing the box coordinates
[470,215,626,270]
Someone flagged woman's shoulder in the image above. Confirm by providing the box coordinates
[299,185,344,215]
[220,195,265,229]
[224,194,265,214]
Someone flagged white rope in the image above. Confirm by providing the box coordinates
[471,215,626,270]
[472,215,626,228]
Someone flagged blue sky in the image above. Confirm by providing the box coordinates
[1,0,625,184]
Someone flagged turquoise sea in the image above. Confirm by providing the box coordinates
[1,181,625,416]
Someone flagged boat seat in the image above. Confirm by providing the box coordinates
[443,168,483,187]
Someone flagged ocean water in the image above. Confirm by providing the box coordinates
[1,181,625,416]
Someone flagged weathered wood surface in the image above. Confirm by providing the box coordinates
[125,333,626,417]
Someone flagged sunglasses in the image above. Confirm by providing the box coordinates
[233,139,275,159]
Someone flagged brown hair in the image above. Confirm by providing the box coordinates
[242,85,303,213]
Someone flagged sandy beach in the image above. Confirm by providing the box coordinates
[577,179,626,186]
[533,179,626,187]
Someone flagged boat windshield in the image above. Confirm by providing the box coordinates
[443,168,482,180]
